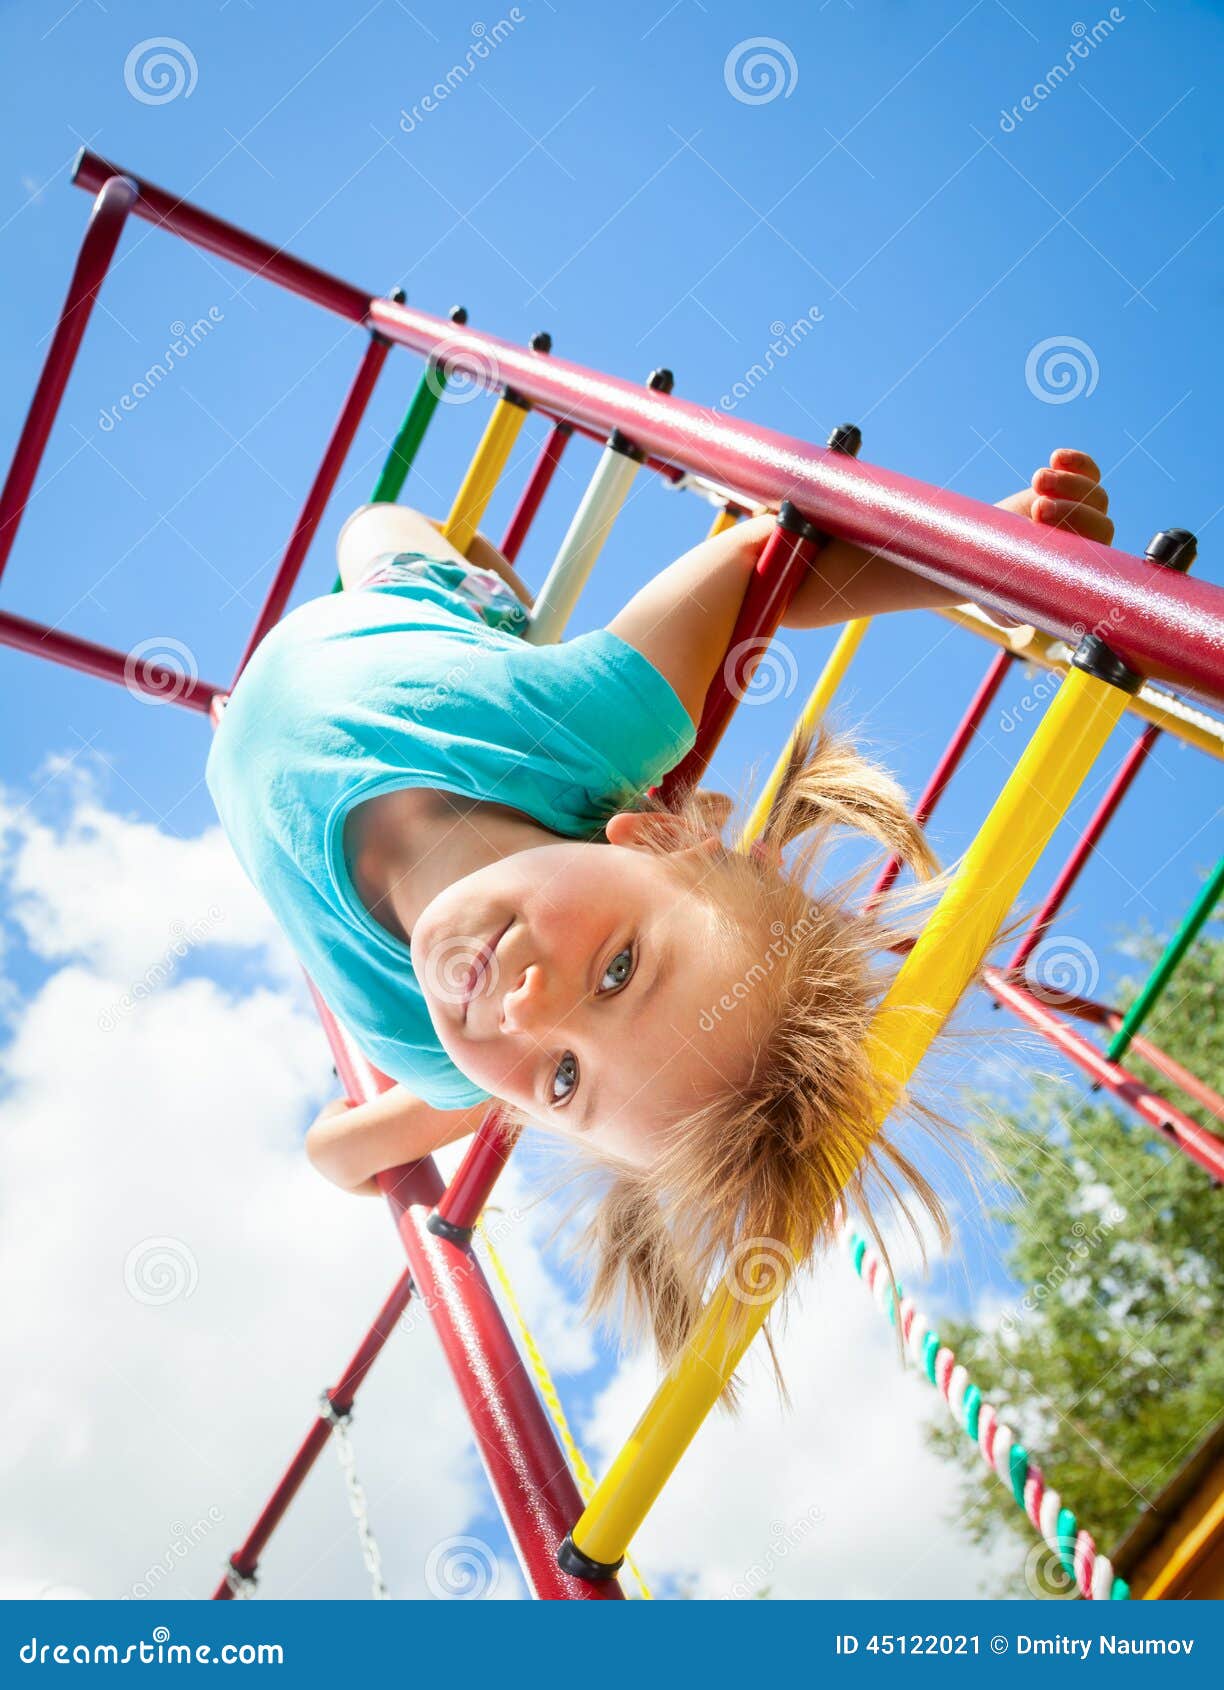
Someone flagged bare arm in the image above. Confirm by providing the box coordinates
[608,450,1113,726]
[306,1086,490,1195]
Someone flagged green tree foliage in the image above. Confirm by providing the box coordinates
[927,929,1224,1595]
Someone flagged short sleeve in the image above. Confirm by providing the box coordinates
[512,629,697,798]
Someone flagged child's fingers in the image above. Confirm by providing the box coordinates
[1048,447,1101,482]
[1032,467,1109,512]
[1032,497,1115,544]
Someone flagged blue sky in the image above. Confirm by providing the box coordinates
[1,0,1221,1600]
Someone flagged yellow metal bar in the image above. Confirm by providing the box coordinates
[741,618,872,845]
[569,659,1132,1571]
[943,604,1224,764]
[441,396,529,555]
[706,504,741,540]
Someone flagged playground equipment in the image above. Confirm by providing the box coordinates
[2,152,1221,1601]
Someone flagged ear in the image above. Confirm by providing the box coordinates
[605,810,722,857]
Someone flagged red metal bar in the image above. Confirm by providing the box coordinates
[1007,724,1160,976]
[0,607,221,713]
[661,511,827,800]
[305,986,621,1600]
[1119,1027,1224,1127]
[1001,987,1224,1129]
[365,295,1224,712]
[984,966,1224,1182]
[61,156,1224,710]
[213,1268,414,1599]
[231,332,392,684]
[870,649,1014,902]
[72,151,369,322]
[498,422,573,563]
[0,173,136,584]
[432,1109,520,1235]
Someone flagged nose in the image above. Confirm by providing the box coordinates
[500,963,554,1035]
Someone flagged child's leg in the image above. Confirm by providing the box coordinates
[336,503,469,590]
[336,504,532,608]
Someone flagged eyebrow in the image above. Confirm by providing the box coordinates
[578,941,671,1133]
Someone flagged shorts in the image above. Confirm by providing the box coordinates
[356,551,530,639]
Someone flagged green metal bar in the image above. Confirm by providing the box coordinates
[331,304,466,592]
[370,360,446,503]
[1106,855,1224,1062]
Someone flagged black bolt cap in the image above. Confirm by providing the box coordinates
[448,304,468,325]
[1146,528,1197,573]
[531,330,552,354]
[826,423,862,458]
[647,367,675,393]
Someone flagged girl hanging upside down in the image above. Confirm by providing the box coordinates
[206,448,1113,1395]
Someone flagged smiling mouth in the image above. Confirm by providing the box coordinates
[461,918,512,1025]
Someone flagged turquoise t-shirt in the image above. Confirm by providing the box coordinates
[205,567,697,1109]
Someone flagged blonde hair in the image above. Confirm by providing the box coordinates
[557,728,959,1411]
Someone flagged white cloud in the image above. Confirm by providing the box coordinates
[0,770,1020,1604]
[0,774,522,1601]
[579,1255,1021,1600]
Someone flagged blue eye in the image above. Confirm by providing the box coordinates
[551,1052,579,1105]
[551,946,635,1101]
[599,947,635,993]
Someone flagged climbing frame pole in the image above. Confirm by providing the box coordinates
[371,306,469,505]
[869,648,1014,903]
[442,392,531,555]
[213,1267,415,1599]
[984,966,1224,1182]
[560,638,1142,1580]
[312,989,625,1601]
[1006,724,1160,978]
[233,324,395,683]
[1106,856,1224,1066]
[0,172,137,582]
[526,369,674,646]
[498,420,573,563]
[660,502,831,801]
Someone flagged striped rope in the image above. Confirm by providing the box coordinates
[848,1232,1128,1601]
[474,1217,653,1600]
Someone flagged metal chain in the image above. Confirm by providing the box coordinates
[319,1394,389,1600]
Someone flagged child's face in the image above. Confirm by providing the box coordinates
[410,820,759,1166]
